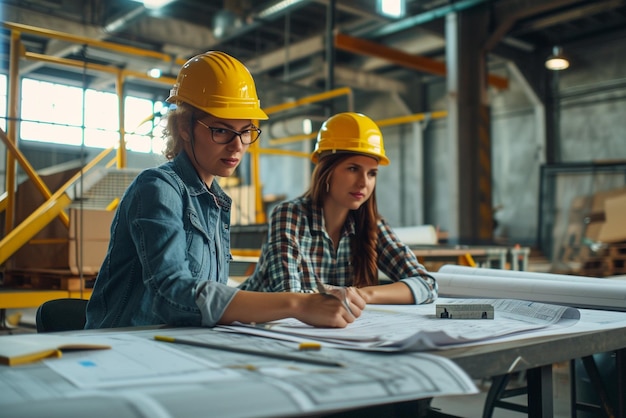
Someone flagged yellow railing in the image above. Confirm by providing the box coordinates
[0,22,179,268]
[0,146,116,266]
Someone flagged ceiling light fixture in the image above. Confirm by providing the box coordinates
[147,68,161,78]
[545,46,570,71]
[377,0,406,18]
[131,0,175,10]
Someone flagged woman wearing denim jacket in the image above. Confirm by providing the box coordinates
[85,52,365,329]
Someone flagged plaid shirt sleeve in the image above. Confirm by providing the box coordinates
[239,198,324,293]
[376,218,438,304]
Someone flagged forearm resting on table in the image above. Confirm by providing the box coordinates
[218,290,363,327]
[219,291,303,325]
[360,282,415,304]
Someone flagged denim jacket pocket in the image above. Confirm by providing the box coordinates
[185,211,210,277]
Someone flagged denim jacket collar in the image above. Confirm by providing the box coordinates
[173,151,232,212]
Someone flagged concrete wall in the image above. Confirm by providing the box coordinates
[422,36,626,248]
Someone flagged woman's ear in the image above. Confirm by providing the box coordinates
[180,128,191,142]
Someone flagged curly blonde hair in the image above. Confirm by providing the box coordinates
[162,103,205,160]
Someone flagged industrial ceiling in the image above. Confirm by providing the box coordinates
[2,0,626,110]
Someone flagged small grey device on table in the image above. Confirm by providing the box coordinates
[436,304,494,319]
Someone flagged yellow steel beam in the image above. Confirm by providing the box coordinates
[0,147,115,266]
[231,249,262,258]
[0,128,69,227]
[0,191,7,214]
[5,30,21,237]
[336,33,447,76]
[0,194,72,266]
[55,147,116,196]
[3,22,187,66]
[106,198,120,211]
[376,111,448,127]
[0,289,92,309]
[24,52,177,85]
[250,148,311,159]
[335,33,509,90]
[0,290,70,309]
[263,87,353,115]
[27,238,68,245]
[268,133,317,147]
[458,253,477,267]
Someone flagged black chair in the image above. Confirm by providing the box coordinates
[35,298,89,333]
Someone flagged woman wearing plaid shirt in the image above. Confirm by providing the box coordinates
[240,113,438,305]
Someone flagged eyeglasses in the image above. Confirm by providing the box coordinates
[196,120,262,145]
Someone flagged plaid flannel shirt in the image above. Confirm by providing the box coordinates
[239,196,437,304]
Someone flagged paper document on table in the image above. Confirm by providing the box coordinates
[0,328,479,417]
[44,334,237,389]
[449,305,626,346]
[219,298,580,352]
[435,266,626,311]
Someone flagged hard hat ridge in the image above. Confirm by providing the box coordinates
[311,112,389,165]
[167,51,268,120]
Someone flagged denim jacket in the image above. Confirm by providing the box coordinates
[85,152,238,329]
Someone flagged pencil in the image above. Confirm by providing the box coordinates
[315,276,355,318]
[154,335,344,367]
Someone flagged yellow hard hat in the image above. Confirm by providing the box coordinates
[166,51,268,120]
[311,112,389,165]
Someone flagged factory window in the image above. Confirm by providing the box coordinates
[20,78,162,153]
[21,79,84,145]
[124,96,164,153]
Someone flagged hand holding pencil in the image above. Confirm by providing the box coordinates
[314,276,363,320]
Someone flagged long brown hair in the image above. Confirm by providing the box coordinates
[304,153,381,287]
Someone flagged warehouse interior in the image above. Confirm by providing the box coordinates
[1,0,624,279]
[1,0,626,417]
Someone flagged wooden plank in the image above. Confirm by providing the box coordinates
[0,289,92,309]
[3,269,96,290]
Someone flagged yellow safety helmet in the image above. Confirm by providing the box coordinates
[166,51,268,120]
[311,112,389,165]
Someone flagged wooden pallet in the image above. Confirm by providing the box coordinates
[579,258,613,277]
[570,242,626,277]
[2,269,96,291]
[608,244,626,258]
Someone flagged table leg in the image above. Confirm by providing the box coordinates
[617,348,625,418]
[0,308,7,329]
[526,365,553,417]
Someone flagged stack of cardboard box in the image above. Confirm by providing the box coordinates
[561,187,626,277]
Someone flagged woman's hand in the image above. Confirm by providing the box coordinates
[296,288,366,328]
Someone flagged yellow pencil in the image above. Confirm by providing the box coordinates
[154,335,343,367]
